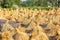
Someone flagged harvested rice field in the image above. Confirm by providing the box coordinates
[0,8,60,40]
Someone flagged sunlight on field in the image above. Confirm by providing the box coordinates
[0,8,60,40]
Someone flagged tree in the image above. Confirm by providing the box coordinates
[1,0,14,8]
[1,0,21,8]
[14,0,21,6]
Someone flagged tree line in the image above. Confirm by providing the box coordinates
[0,0,60,8]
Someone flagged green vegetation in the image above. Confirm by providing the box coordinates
[0,0,60,9]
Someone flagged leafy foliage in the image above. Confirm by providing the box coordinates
[0,0,60,8]
[1,0,14,8]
